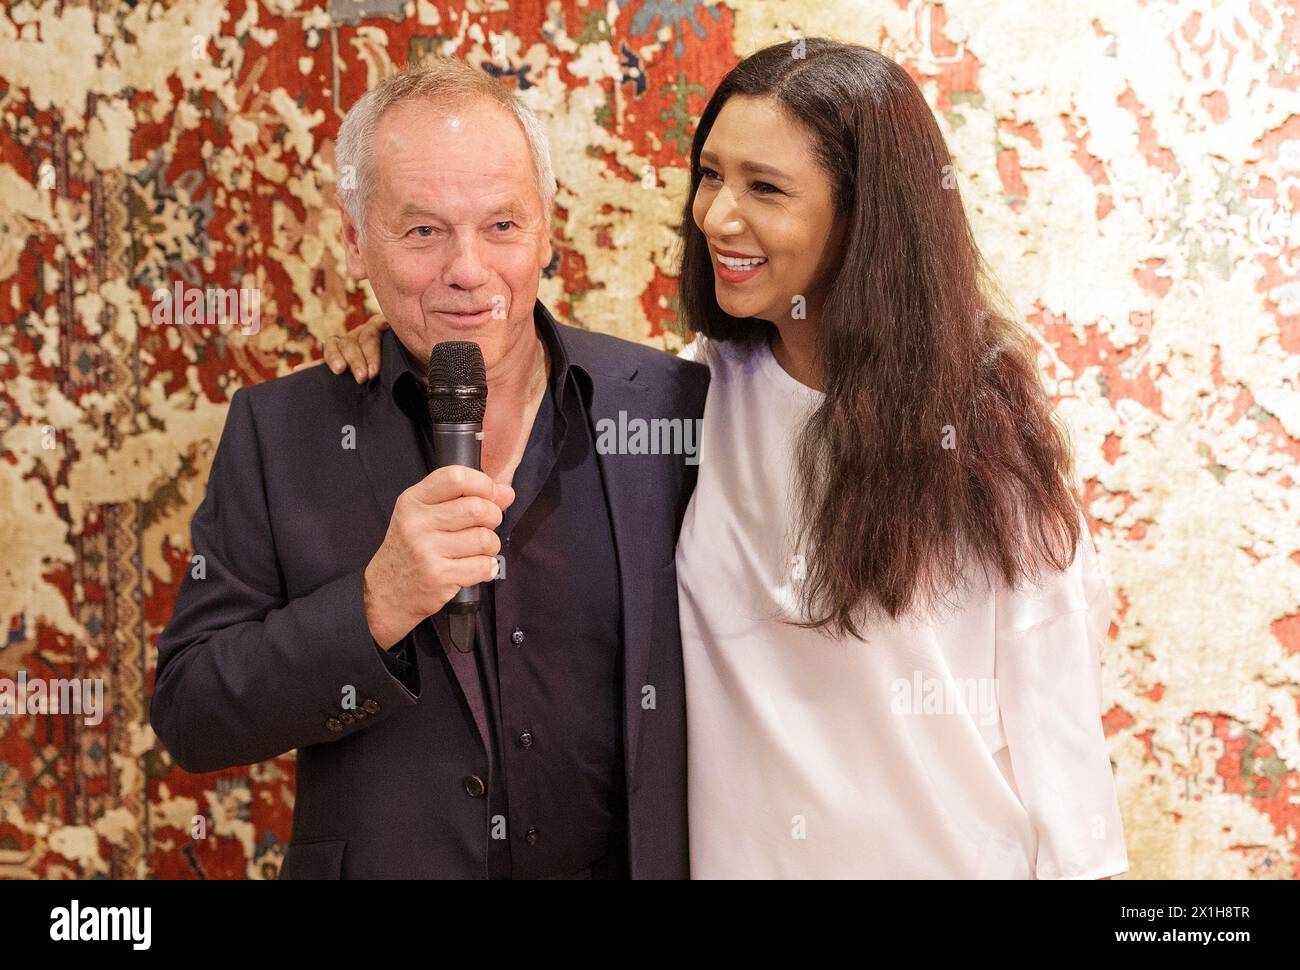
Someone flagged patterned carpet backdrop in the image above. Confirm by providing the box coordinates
[0,0,1297,880]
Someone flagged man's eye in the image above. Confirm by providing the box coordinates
[493,221,515,232]
[409,226,435,238]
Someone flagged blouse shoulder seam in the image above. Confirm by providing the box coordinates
[995,602,1095,640]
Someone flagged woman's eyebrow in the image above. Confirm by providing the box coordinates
[699,150,792,180]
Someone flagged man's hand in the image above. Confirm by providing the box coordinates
[364,465,515,649]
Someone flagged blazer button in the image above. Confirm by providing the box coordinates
[338,712,355,726]
[511,628,525,645]
[518,730,534,749]
[463,775,486,798]
[524,826,539,846]
[326,717,343,733]
[362,699,380,714]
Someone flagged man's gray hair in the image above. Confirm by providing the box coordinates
[336,58,558,235]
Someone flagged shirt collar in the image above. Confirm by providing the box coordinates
[382,301,592,414]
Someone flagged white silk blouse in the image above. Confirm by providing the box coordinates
[675,335,1129,879]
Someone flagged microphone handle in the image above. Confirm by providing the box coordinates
[431,422,485,614]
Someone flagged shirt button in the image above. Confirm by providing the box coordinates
[325,717,343,733]
[338,712,355,726]
[511,628,525,646]
[362,699,380,714]
[524,826,539,846]
[518,730,534,749]
[463,775,486,798]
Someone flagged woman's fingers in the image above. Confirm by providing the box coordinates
[323,335,348,374]
[323,315,390,383]
[359,315,387,378]
[338,334,371,383]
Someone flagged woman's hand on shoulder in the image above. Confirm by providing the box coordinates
[292,313,390,383]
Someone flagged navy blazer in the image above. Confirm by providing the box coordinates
[150,302,710,879]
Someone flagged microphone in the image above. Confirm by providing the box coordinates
[427,341,489,653]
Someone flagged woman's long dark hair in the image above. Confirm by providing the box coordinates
[678,39,1083,638]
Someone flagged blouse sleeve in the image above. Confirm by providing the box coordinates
[676,334,707,364]
[993,526,1130,879]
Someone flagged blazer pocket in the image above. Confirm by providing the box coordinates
[279,838,347,880]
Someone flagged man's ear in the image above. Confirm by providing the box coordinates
[535,194,555,272]
[341,207,369,280]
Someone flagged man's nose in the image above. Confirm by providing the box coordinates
[702,185,745,237]
[442,232,493,289]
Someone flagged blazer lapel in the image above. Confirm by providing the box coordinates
[355,377,422,527]
[429,612,493,774]
[585,369,656,788]
[356,374,494,770]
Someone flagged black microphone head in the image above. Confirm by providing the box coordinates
[427,340,488,424]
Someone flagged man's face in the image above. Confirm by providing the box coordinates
[342,97,553,373]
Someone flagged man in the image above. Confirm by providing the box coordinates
[150,59,708,879]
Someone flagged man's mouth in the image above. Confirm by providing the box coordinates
[435,308,494,322]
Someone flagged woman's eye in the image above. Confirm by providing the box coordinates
[699,167,721,182]
[752,182,781,195]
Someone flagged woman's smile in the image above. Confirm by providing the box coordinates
[713,247,769,283]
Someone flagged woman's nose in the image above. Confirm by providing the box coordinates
[702,187,745,237]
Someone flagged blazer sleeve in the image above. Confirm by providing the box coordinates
[150,386,420,774]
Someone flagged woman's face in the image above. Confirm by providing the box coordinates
[692,95,844,326]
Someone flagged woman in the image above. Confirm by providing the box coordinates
[321,39,1128,879]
